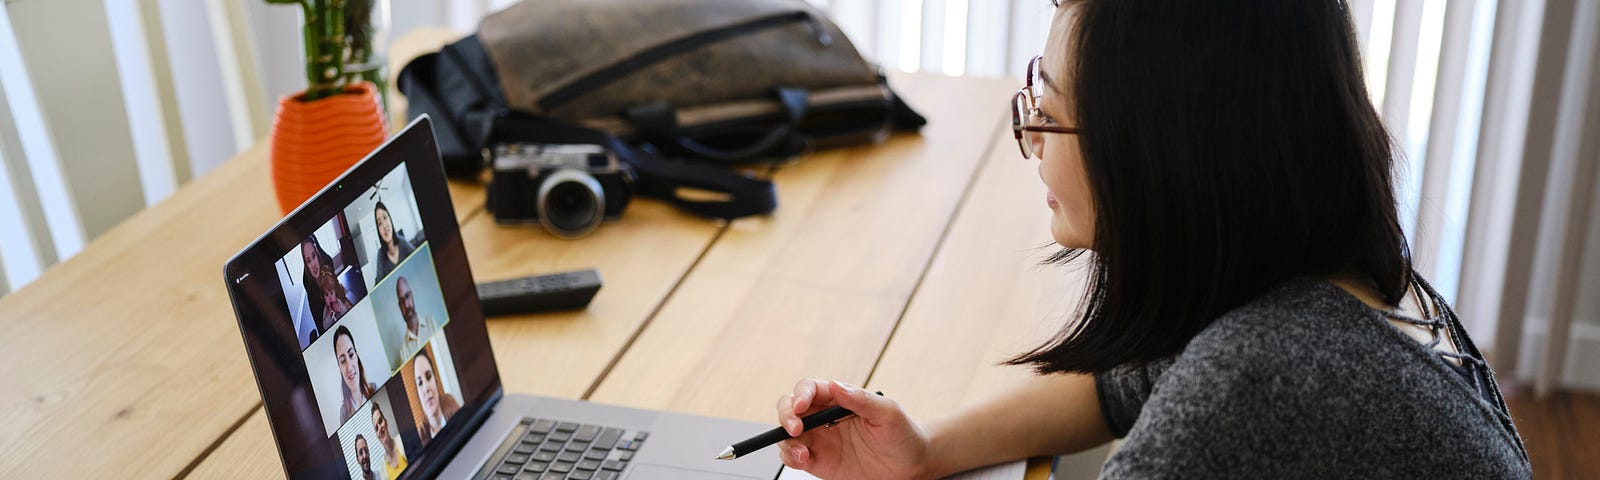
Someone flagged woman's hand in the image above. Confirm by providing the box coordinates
[775,379,934,480]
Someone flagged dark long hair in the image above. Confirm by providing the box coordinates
[1008,0,1410,374]
[373,201,397,253]
[302,235,348,327]
[334,326,376,402]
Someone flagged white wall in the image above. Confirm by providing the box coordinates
[158,0,242,178]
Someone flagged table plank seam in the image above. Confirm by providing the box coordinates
[862,113,1008,390]
[175,404,264,480]
[459,203,487,226]
[579,224,732,400]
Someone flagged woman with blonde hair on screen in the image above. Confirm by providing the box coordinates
[334,326,378,423]
[413,346,461,441]
[369,403,408,478]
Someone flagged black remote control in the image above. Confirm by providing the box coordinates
[476,269,602,316]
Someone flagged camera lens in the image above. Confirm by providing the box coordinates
[536,169,605,238]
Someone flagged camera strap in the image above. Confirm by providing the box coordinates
[493,112,777,220]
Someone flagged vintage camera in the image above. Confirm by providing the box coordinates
[487,143,635,238]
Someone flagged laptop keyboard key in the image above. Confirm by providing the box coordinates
[498,463,522,475]
[548,431,572,443]
[593,428,622,450]
[513,444,536,455]
[539,442,564,453]
[577,459,601,471]
[532,451,557,463]
[618,451,633,461]
[583,449,607,461]
[523,462,548,473]
[595,472,618,480]
[574,425,600,442]
[551,461,575,473]
[569,471,594,480]
[565,442,589,453]
[601,460,625,472]
[530,419,556,434]
[515,473,539,480]
[632,432,648,441]
[556,422,580,433]
[539,473,563,480]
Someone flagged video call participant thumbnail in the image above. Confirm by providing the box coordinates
[369,243,451,368]
[404,342,462,446]
[278,214,370,350]
[306,302,391,435]
[369,402,408,479]
[372,201,416,281]
[333,325,380,423]
[352,434,376,480]
[345,164,427,289]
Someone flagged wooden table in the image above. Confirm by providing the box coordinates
[0,68,1099,478]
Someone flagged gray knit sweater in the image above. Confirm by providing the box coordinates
[1094,279,1530,478]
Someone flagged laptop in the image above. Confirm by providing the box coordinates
[224,116,782,479]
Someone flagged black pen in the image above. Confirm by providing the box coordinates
[715,391,884,460]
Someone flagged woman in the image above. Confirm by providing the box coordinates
[369,403,408,479]
[413,347,461,441]
[301,236,352,332]
[334,326,378,423]
[372,201,415,281]
[773,1,1529,478]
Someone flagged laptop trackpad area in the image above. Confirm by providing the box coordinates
[625,463,765,480]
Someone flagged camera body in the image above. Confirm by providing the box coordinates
[487,143,634,238]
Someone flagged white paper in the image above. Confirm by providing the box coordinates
[776,460,1027,480]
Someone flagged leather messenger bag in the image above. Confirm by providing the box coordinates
[400,0,925,172]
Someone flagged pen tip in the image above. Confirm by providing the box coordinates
[715,446,736,460]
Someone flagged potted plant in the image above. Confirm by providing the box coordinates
[266,0,390,214]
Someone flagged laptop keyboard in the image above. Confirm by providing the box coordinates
[481,417,648,480]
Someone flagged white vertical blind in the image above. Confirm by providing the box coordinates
[105,0,182,208]
[0,4,83,270]
[1530,0,1600,395]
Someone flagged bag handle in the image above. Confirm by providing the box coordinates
[624,87,809,162]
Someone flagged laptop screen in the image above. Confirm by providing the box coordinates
[225,118,501,479]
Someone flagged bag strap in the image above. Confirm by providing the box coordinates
[625,145,777,219]
[623,87,809,162]
[494,112,777,220]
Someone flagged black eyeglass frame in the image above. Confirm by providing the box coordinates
[1012,55,1079,159]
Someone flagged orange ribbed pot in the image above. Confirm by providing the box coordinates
[270,82,387,214]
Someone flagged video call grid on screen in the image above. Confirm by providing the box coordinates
[269,162,465,479]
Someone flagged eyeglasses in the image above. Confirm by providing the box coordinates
[1012,55,1079,159]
